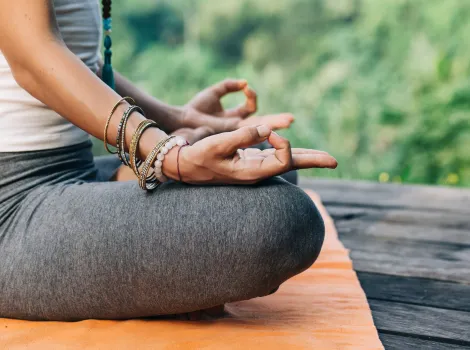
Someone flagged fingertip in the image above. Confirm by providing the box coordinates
[270,131,284,139]
[217,79,245,95]
[285,113,295,122]
[238,79,248,89]
[256,124,272,138]
[330,158,338,169]
[268,131,291,151]
[324,156,338,169]
[244,86,257,97]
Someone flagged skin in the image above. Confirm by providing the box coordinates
[0,0,337,182]
[106,65,296,137]
[0,0,338,319]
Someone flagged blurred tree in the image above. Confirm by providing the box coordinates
[102,0,470,187]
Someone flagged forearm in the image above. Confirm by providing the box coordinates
[97,61,183,133]
[7,41,165,159]
[0,0,172,161]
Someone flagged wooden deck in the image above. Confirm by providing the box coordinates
[300,178,470,350]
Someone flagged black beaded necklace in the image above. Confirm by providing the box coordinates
[101,0,115,89]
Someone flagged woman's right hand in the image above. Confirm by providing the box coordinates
[163,125,337,185]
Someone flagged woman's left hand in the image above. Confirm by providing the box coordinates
[181,79,294,134]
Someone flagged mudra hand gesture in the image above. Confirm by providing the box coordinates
[164,125,337,184]
[172,79,295,143]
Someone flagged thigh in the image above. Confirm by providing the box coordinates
[0,177,323,321]
[93,155,122,181]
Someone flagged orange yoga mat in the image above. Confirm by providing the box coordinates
[0,190,383,349]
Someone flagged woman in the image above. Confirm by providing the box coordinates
[0,0,337,321]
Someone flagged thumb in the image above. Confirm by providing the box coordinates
[209,125,272,155]
[211,79,247,98]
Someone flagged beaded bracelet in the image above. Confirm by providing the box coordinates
[116,105,146,167]
[153,137,188,183]
[103,96,136,154]
[177,143,190,182]
[129,119,158,176]
[139,136,176,191]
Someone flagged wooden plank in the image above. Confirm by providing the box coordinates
[357,272,470,312]
[327,205,470,231]
[335,219,470,245]
[339,234,470,262]
[369,299,470,344]
[379,333,470,350]
[300,178,470,213]
[350,254,470,283]
[339,235,470,283]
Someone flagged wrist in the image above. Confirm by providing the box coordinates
[160,137,188,181]
[125,111,169,160]
[161,145,180,180]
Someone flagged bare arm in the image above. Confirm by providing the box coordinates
[0,0,337,185]
[97,61,184,133]
[0,0,166,159]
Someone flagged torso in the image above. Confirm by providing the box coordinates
[0,0,102,152]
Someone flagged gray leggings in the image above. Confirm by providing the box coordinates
[0,140,325,321]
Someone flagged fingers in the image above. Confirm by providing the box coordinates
[225,86,258,118]
[208,125,272,155]
[290,148,329,155]
[244,86,257,115]
[266,131,292,169]
[234,131,293,180]
[247,148,329,156]
[211,79,247,98]
[264,134,337,170]
[238,113,294,130]
[292,154,338,169]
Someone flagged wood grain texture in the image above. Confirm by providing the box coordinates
[327,205,470,231]
[369,300,470,344]
[379,333,470,350]
[300,178,470,349]
[357,272,470,312]
[338,233,470,283]
[300,178,470,213]
[335,219,470,245]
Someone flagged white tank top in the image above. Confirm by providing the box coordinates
[0,0,101,152]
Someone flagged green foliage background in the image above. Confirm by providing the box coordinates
[109,0,470,187]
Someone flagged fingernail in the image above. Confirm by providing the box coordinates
[257,125,271,138]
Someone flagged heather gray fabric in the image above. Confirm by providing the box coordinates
[0,140,325,321]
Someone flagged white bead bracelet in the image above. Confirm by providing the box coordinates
[153,136,188,183]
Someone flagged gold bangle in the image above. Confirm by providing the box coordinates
[117,105,146,167]
[139,136,176,191]
[129,119,158,176]
[103,96,136,154]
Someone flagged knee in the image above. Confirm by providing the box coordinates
[264,182,325,276]
[236,179,325,298]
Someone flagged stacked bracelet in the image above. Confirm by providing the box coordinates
[153,136,188,183]
[103,97,189,191]
[139,136,176,191]
[116,105,146,167]
[103,96,136,154]
[129,119,158,177]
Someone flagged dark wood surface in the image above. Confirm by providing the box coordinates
[300,178,470,350]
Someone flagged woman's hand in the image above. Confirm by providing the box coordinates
[181,79,294,134]
[163,125,337,185]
